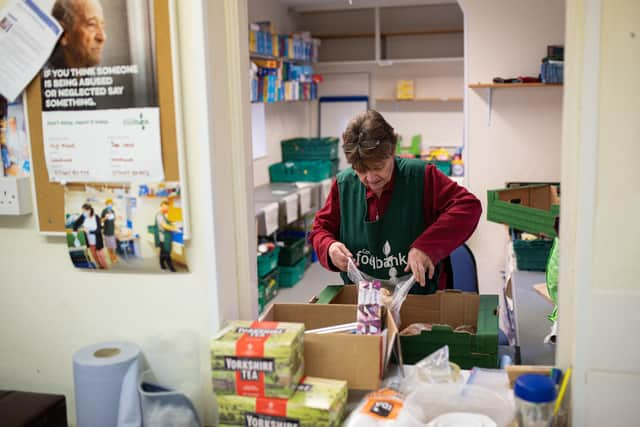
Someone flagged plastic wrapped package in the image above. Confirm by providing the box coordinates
[403,384,515,427]
[425,413,497,427]
[344,388,423,427]
[400,346,463,393]
[347,259,416,327]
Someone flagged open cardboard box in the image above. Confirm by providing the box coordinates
[487,184,560,237]
[312,286,499,369]
[260,303,397,390]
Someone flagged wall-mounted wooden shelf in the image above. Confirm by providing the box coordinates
[250,53,312,65]
[251,99,317,104]
[376,97,463,102]
[315,57,463,68]
[469,82,563,126]
[469,83,563,89]
[314,32,375,40]
[382,29,463,37]
[315,29,463,39]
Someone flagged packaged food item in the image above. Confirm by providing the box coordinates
[218,376,348,427]
[425,412,497,427]
[211,321,304,399]
[347,258,416,328]
[396,80,415,100]
[357,280,382,335]
[345,388,411,427]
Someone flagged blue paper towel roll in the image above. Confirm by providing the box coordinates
[73,341,142,427]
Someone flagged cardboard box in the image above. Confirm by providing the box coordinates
[487,184,560,237]
[313,286,499,369]
[210,321,304,399]
[260,303,397,390]
[218,376,348,426]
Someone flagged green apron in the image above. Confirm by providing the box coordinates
[154,213,173,252]
[338,157,440,294]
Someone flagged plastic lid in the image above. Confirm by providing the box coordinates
[514,374,557,403]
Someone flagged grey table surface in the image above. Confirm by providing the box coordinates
[253,183,300,204]
[511,270,556,365]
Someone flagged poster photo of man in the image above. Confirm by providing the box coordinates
[42,0,158,111]
[40,0,165,185]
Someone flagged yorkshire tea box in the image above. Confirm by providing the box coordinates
[211,321,304,399]
[218,376,348,427]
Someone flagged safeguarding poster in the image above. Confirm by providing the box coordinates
[41,0,163,183]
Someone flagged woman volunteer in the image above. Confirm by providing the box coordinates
[310,110,482,293]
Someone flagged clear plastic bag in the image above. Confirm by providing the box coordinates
[347,258,415,326]
[400,346,462,393]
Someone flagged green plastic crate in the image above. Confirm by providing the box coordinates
[278,236,306,266]
[487,184,560,237]
[281,137,339,161]
[269,160,335,183]
[398,297,498,368]
[427,160,452,176]
[257,246,280,277]
[312,286,499,369]
[513,239,553,271]
[258,267,279,312]
[279,256,307,288]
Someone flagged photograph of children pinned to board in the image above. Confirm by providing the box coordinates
[64,182,188,273]
[0,95,30,177]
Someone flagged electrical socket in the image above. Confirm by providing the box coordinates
[0,176,32,215]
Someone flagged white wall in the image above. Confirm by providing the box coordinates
[314,60,465,151]
[252,102,314,187]
[248,0,296,33]
[558,0,640,424]
[0,0,229,425]
[459,0,565,293]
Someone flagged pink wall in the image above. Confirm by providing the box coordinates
[459,0,565,293]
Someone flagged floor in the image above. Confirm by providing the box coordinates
[272,261,343,304]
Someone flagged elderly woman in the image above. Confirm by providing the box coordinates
[309,110,482,293]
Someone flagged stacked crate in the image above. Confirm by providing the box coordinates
[257,245,280,312]
[269,137,339,183]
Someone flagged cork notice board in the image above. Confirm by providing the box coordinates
[25,0,180,233]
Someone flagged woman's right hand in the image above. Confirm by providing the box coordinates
[328,241,353,272]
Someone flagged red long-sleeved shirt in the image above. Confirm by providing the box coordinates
[309,164,482,276]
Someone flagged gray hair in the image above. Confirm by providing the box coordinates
[51,0,78,28]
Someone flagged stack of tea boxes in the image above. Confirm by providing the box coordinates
[211,320,348,426]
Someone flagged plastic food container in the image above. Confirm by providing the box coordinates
[514,374,557,427]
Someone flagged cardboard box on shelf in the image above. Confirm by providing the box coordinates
[312,286,499,369]
[260,303,397,390]
[487,184,560,237]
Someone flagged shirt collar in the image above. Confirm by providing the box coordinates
[365,159,397,200]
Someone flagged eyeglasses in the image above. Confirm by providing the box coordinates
[343,139,382,154]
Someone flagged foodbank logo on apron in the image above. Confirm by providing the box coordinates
[355,240,407,280]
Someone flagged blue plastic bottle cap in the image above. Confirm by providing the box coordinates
[514,374,557,403]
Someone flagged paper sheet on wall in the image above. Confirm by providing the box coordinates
[43,108,164,183]
[0,0,62,101]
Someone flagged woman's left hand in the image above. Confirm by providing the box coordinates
[404,248,435,287]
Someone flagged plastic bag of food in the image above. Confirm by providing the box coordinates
[400,346,462,393]
[344,388,423,427]
[347,258,415,326]
[357,279,382,335]
[402,383,514,427]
